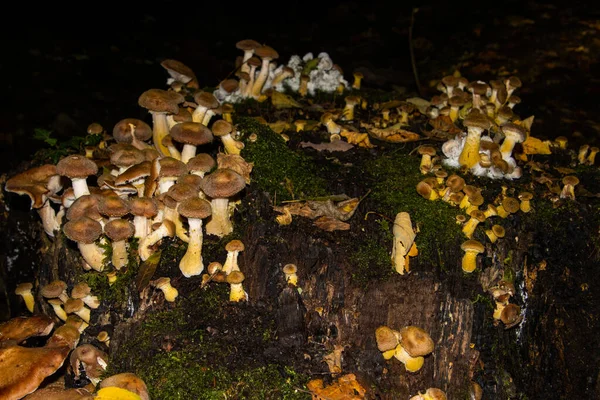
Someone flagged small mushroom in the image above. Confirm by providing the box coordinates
[226,271,247,302]
[15,283,35,313]
[222,240,245,275]
[282,263,298,286]
[461,239,485,273]
[153,277,178,303]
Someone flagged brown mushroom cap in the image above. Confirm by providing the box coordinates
[160,59,197,84]
[562,175,580,186]
[129,197,159,218]
[226,271,245,284]
[282,263,297,275]
[461,239,484,253]
[115,161,152,185]
[110,145,145,169]
[463,111,491,130]
[446,174,465,192]
[159,157,187,178]
[63,217,103,244]
[0,315,54,344]
[112,118,152,143]
[56,155,98,180]
[211,120,234,137]
[375,326,400,352]
[399,326,434,357]
[254,45,279,60]
[104,219,135,241]
[518,191,533,201]
[502,197,520,213]
[66,195,101,221]
[200,168,246,198]
[70,282,91,299]
[40,280,67,299]
[236,39,262,51]
[491,225,506,238]
[170,122,214,146]
[220,79,239,93]
[5,165,60,209]
[177,174,203,189]
[418,146,436,156]
[167,183,198,202]
[501,123,526,142]
[98,195,130,218]
[187,153,216,175]
[178,197,212,219]
[500,303,521,326]
[138,89,184,114]
[469,209,486,222]
[193,92,220,109]
[63,298,85,314]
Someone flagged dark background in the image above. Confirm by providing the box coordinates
[1,0,598,173]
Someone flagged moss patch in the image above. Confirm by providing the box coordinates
[363,152,463,268]
[236,117,328,202]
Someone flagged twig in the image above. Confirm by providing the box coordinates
[409,7,423,97]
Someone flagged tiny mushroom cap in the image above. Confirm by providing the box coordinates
[500,122,526,157]
[56,155,99,198]
[500,303,522,329]
[64,298,90,323]
[226,270,248,301]
[201,168,246,198]
[563,175,580,187]
[63,217,105,270]
[399,326,434,357]
[212,119,244,155]
[99,372,150,400]
[282,263,298,285]
[113,118,153,146]
[226,270,245,284]
[40,280,68,302]
[375,326,400,352]
[187,153,216,177]
[416,180,439,201]
[71,282,100,309]
[15,282,35,313]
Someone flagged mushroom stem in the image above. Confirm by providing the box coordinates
[205,198,233,237]
[462,251,479,273]
[71,177,91,198]
[229,282,247,302]
[133,215,149,240]
[458,128,482,169]
[139,221,175,261]
[150,111,171,157]
[251,58,272,98]
[37,197,61,237]
[111,240,128,270]
[78,242,105,272]
[179,218,204,277]
[180,144,197,164]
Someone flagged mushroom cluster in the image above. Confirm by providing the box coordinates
[375,325,434,373]
[421,75,553,179]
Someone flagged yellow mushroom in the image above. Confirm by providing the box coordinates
[282,263,298,286]
[458,111,491,169]
[461,240,484,273]
[154,277,178,302]
[15,283,35,313]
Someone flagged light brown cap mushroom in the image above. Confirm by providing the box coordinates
[40,280,67,299]
[5,165,60,209]
[460,239,484,253]
[63,217,103,244]
[375,326,399,352]
[469,209,486,222]
[177,174,203,189]
[167,183,198,202]
[109,145,145,169]
[170,122,214,146]
[502,197,520,214]
[98,195,130,218]
[200,168,246,198]
[236,39,262,52]
[225,239,245,252]
[129,197,159,218]
[66,195,101,221]
[193,92,220,109]
[63,298,85,314]
[254,45,279,60]
[70,282,91,299]
[115,161,152,185]
[159,157,187,178]
[501,123,526,142]
[562,175,579,186]
[399,326,434,357]
[138,89,184,114]
[211,120,234,137]
[112,118,152,143]
[104,219,135,241]
[463,111,491,130]
[446,174,465,192]
[178,197,212,219]
[187,153,216,175]
[219,79,239,94]
[491,225,505,238]
[0,315,54,344]
[160,59,197,85]
[226,270,245,284]
[418,146,436,156]
[56,155,98,180]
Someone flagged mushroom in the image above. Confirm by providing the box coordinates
[459,111,491,169]
[518,191,533,213]
[216,153,253,184]
[15,283,35,313]
[500,303,523,329]
[138,89,184,157]
[97,331,110,348]
[226,271,247,302]
[112,118,153,150]
[104,219,135,270]
[485,225,506,243]
[222,239,245,275]
[0,315,54,345]
[98,372,150,400]
[138,220,176,261]
[394,326,434,372]
[64,298,90,324]
[496,196,520,218]
[410,388,447,400]
[212,119,244,156]
[56,155,98,199]
[192,92,220,124]
[391,212,417,275]
[460,239,484,273]
[462,209,486,239]
[282,263,298,286]
[46,298,68,322]
[418,146,437,174]
[560,175,579,200]
[153,277,178,302]
[416,179,439,201]
[71,282,100,309]
[177,197,212,277]
[69,344,108,386]
[129,197,158,240]
[499,123,526,161]
[170,121,214,164]
[187,153,216,179]
[65,315,89,334]
[160,59,198,89]
[352,71,364,90]
[251,45,279,98]
[40,280,69,303]
[200,168,246,238]
[375,326,400,360]
[587,146,599,165]
[5,164,63,237]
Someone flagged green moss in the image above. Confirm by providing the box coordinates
[349,219,394,285]
[363,153,463,268]
[236,117,328,202]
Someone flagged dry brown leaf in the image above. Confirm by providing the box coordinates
[522,136,552,155]
[314,216,350,231]
[428,115,463,135]
[391,212,417,275]
[323,345,344,374]
[300,140,354,152]
[307,373,366,400]
[340,131,375,148]
[554,166,577,174]
[361,122,421,143]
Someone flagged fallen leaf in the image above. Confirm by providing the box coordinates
[307,373,366,400]
[391,212,417,275]
[314,216,350,231]
[361,122,421,143]
[428,115,463,135]
[323,345,344,374]
[136,250,162,293]
[300,140,354,152]
[340,131,375,148]
[406,97,431,114]
[270,90,304,109]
